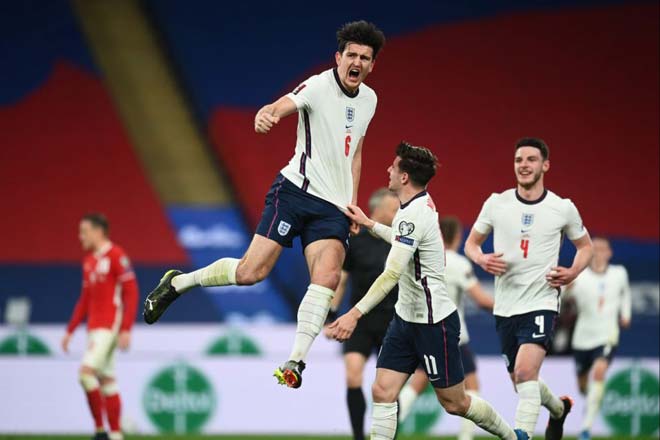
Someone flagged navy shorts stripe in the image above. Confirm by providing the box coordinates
[265,176,285,238]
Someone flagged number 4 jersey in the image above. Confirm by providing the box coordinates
[281,68,377,210]
[473,188,587,317]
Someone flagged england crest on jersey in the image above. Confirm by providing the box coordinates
[521,213,534,228]
[346,106,355,123]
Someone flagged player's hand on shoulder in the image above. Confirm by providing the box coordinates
[61,333,71,353]
[118,331,131,351]
[545,266,576,287]
[254,106,280,134]
[478,252,507,276]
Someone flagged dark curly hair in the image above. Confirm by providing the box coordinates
[337,21,386,59]
[395,142,438,187]
[515,137,549,160]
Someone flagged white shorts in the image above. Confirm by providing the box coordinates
[82,329,118,377]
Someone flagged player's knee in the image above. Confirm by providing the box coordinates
[592,364,607,382]
[513,365,536,383]
[79,369,99,391]
[439,395,469,416]
[346,373,363,389]
[371,381,397,403]
[100,378,119,396]
[310,271,341,291]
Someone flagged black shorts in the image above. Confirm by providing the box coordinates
[460,344,477,375]
[377,312,464,389]
[495,310,558,373]
[255,174,350,250]
[573,344,617,376]
[343,315,391,357]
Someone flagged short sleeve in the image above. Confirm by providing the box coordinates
[457,257,478,291]
[391,207,423,253]
[563,200,587,241]
[472,194,496,235]
[286,74,324,112]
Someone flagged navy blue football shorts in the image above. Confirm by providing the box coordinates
[377,311,464,389]
[255,174,350,250]
[573,344,617,376]
[495,310,558,373]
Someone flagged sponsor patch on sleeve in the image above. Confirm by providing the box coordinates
[292,83,307,95]
[395,235,415,246]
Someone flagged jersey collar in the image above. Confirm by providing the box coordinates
[400,190,427,209]
[94,241,113,258]
[333,68,359,98]
[515,188,548,205]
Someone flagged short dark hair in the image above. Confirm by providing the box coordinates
[395,142,438,187]
[337,21,386,59]
[440,216,462,245]
[515,137,549,160]
[82,212,109,236]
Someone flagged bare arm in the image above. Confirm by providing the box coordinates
[466,283,494,311]
[254,96,298,134]
[546,233,593,287]
[351,137,364,205]
[464,228,507,276]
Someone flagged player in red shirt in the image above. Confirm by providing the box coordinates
[61,213,139,440]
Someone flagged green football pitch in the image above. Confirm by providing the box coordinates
[0,435,654,440]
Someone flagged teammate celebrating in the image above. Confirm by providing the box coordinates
[564,237,631,440]
[324,188,399,440]
[62,214,139,440]
[143,21,385,389]
[398,216,494,440]
[464,137,593,440]
[330,142,527,440]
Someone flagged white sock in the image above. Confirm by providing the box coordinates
[465,393,516,440]
[108,432,123,440]
[515,380,542,437]
[171,258,239,293]
[538,378,564,419]
[582,380,604,430]
[459,390,479,440]
[288,284,333,362]
[397,384,419,422]
[371,402,398,440]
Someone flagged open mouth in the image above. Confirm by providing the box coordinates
[348,68,360,80]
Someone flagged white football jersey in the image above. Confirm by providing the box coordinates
[567,265,631,350]
[473,188,587,317]
[390,191,456,324]
[281,68,377,210]
[445,250,479,345]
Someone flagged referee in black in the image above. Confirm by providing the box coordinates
[325,187,399,440]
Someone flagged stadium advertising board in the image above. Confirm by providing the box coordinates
[0,325,657,436]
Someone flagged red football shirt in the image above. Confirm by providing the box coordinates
[67,242,139,333]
